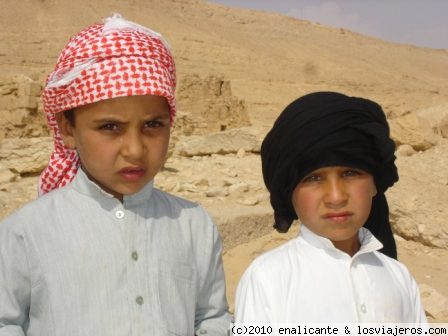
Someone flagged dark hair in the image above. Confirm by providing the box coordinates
[63,109,75,126]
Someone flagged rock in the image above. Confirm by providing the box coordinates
[389,113,439,151]
[221,179,235,187]
[193,178,209,187]
[0,93,37,110]
[205,187,229,197]
[0,167,18,184]
[0,137,52,174]
[416,103,448,139]
[172,183,183,193]
[0,191,9,207]
[0,76,48,139]
[439,114,448,138]
[387,139,448,249]
[17,78,42,97]
[176,74,250,134]
[211,179,232,188]
[419,284,448,321]
[224,168,238,178]
[182,183,199,193]
[174,128,260,157]
[0,108,29,127]
[171,111,198,137]
[158,181,177,192]
[393,234,405,242]
[396,144,416,157]
[229,182,249,194]
[0,175,39,220]
[237,197,259,206]
[236,148,246,158]
[207,205,279,251]
[256,193,270,203]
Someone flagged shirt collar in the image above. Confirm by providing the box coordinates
[299,225,383,259]
[70,168,154,205]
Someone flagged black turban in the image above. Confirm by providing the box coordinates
[261,92,398,259]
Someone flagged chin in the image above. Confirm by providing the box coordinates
[331,232,359,241]
[122,187,145,195]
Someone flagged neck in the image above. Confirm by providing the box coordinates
[332,236,361,257]
[80,166,124,203]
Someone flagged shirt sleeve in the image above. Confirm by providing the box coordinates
[388,256,428,323]
[410,277,428,323]
[0,219,31,335]
[194,209,233,336]
[234,262,272,324]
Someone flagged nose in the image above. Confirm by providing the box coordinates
[322,177,348,208]
[121,131,146,160]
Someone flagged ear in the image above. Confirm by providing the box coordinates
[56,113,76,149]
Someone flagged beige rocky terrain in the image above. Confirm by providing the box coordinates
[0,0,447,322]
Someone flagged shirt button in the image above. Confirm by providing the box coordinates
[131,251,138,261]
[115,210,124,219]
[136,296,144,305]
[360,304,367,313]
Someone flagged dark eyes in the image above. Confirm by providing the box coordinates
[301,174,321,183]
[300,169,363,184]
[99,123,119,131]
[144,120,165,129]
[98,120,166,132]
[342,169,361,177]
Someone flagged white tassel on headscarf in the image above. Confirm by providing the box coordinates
[103,13,171,50]
[46,13,170,89]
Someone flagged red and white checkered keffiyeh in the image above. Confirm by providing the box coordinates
[39,14,176,196]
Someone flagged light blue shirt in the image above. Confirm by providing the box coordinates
[0,169,231,335]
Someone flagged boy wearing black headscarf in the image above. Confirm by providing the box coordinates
[235,92,426,323]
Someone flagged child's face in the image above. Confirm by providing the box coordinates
[58,95,171,201]
[291,166,377,254]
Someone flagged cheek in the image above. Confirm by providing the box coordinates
[359,181,377,199]
[152,133,170,154]
[291,188,317,218]
[351,183,376,210]
[76,136,117,163]
[161,134,170,150]
[142,136,170,169]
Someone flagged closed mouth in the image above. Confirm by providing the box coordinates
[323,212,353,222]
[119,167,146,180]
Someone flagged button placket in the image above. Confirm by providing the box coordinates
[136,296,144,305]
[131,251,139,261]
[125,210,147,313]
[360,303,367,313]
[115,210,125,219]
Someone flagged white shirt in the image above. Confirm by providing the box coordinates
[235,225,426,323]
[0,169,231,336]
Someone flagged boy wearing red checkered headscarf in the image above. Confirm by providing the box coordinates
[0,14,231,336]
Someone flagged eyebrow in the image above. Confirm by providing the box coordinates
[92,112,171,123]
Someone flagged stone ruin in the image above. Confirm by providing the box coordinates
[0,75,48,141]
[175,74,250,135]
